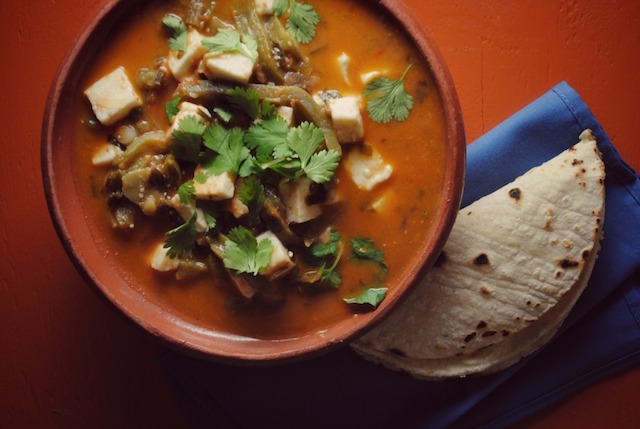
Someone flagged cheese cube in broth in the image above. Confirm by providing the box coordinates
[257,231,295,279]
[193,168,236,201]
[201,51,255,84]
[150,243,180,272]
[91,143,123,166]
[84,67,142,126]
[168,30,208,81]
[327,96,364,143]
[279,177,323,224]
[345,147,393,191]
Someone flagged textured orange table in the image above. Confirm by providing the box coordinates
[2,1,639,427]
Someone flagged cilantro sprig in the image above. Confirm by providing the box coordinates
[163,213,199,259]
[273,0,320,44]
[364,65,414,123]
[225,87,276,121]
[343,288,388,309]
[310,230,344,288]
[170,115,207,162]
[343,236,389,309]
[237,176,266,224]
[200,125,254,178]
[223,226,273,275]
[162,13,188,52]
[202,29,258,61]
[286,122,340,183]
[350,236,388,272]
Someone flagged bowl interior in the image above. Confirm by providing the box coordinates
[42,0,465,364]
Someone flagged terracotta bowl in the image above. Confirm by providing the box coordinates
[41,0,465,364]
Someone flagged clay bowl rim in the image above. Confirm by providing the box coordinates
[41,0,465,365]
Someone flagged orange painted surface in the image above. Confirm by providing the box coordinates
[1,0,639,428]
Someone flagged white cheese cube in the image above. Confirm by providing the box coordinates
[91,144,123,166]
[167,194,208,233]
[345,147,393,191]
[255,0,275,15]
[166,101,210,138]
[277,106,295,125]
[328,96,364,143]
[257,231,295,279]
[278,177,323,224]
[84,67,142,126]
[202,51,255,84]
[228,195,250,219]
[150,242,180,272]
[193,167,236,201]
[168,30,208,81]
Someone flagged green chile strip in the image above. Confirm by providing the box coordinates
[234,0,285,83]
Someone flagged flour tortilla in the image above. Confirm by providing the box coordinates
[352,130,605,379]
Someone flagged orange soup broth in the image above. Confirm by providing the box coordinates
[73,0,447,339]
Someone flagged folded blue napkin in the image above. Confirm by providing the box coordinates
[162,82,640,429]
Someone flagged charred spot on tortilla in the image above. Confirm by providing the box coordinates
[473,253,490,266]
[508,187,521,202]
[476,321,488,329]
[464,332,477,342]
[482,330,497,338]
[572,158,584,166]
[479,285,492,296]
[558,258,579,269]
[582,249,591,260]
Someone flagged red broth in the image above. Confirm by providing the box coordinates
[72,0,447,339]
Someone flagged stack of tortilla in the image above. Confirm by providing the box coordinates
[352,130,605,379]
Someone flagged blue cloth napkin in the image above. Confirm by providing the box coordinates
[162,82,640,429]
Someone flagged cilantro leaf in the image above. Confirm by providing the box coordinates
[204,213,217,234]
[287,122,340,183]
[364,64,414,123]
[304,230,343,289]
[320,266,342,288]
[343,287,387,309]
[274,0,319,44]
[213,107,233,123]
[170,115,206,162]
[225,87,275,120]
[177,181,195,206]
[163,14,188,52]
[223,226,273,275]
[163,213,199,259]
[165,97,181,124]
[311,230,342,258]
[169,31,188,53]
[350,236,386,269]
[273,0,288,14]
[287,121,325,167]
[245,117,290,159]
[304,150,341,184]
[237,176,266,223]
[201,126,251,177]
[202,29,258,60]
[162,13,187,36]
